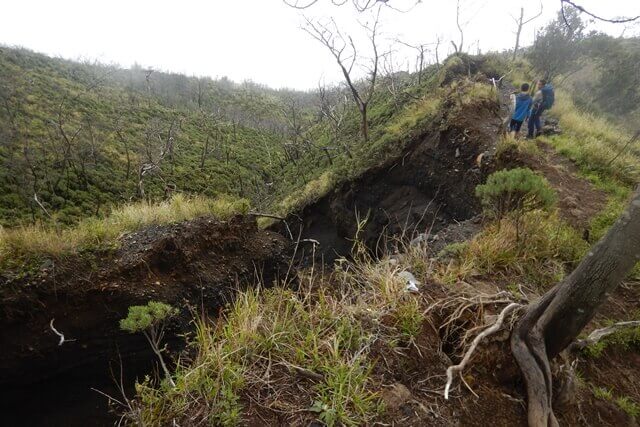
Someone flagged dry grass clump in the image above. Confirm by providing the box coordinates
[545,91,640,185]
[437,211,588,289]
[0,194,248,267]
[126,247,428,426]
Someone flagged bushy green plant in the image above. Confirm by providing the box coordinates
[121,301,178,387]
[476,167,556,240]
[476,168,556,220]
[120,301,177,333]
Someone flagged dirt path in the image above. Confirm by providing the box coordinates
[500,139,608,230]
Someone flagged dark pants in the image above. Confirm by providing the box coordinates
[510,119,524,133]
[527,106,545,138]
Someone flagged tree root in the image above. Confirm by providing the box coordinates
[569,320,640,351]
[510,288,559,427]
[427,290,517,352]
[444,302,522,399]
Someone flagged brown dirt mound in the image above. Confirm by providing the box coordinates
[0,215,289,426]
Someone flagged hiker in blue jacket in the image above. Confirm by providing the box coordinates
[527,79,555,138]
[510,83,532,137]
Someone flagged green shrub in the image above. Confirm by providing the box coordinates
[121,301,178,387]
[476,168,556,220]
[120,301,177,333]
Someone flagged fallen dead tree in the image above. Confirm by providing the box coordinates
[569,320,640,352]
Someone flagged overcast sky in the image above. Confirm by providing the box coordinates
[1,0,638,90]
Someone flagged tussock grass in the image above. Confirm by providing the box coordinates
[278,171,336,218]
[451,80,497,107]
[437,211,587,288]
[544,90,640,185]
[0,194,248,268]
[495,134,542,159]
[127,250,429,426]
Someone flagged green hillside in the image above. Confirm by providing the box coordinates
[0,47,315,226]
[0,46,502,229]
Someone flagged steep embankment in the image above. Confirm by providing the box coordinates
[117,62,640,426]
[0,52,515,426]
[287,78,506,260]
[0,215,289,426]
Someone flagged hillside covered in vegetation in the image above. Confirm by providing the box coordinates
[2,4,640,427]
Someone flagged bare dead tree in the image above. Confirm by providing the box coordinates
[114,117,132,181]
[560,0,639,25]
[511,3,543,61]
[317,83,352,158]
[195,78,205,110]
[512,184,640,426]
[284,0,420,13]
[137,118,179,199]
[434,35,442,70]
[451,0,465,54]
[303,6,383,142]
[394,39,432,84]
[144,69,154,95]
[198,110,224,169]
[281,97,310,161]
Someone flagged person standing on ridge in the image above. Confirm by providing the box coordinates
[527,79,555,139]
[509,83,533,138]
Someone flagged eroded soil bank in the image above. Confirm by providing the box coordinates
[288,87,504,261]
[0,216,289,426]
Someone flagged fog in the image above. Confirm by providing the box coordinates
[1,0,638,89]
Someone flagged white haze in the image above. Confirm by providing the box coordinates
[1,0,638,90]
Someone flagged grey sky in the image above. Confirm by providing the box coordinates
[1,0,638,90]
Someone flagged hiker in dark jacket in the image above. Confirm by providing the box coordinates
[510,83,532,137]
[527,79,555,138]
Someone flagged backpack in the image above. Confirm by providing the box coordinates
[541,84,555,109]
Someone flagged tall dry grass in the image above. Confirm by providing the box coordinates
[546,90,640,185]
[0,194,248,265]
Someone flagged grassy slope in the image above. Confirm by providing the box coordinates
[135,60,640,425]
[0,47,298,226]
[0,51,501,270]
[122,58,519,425]
[0,194,249,270]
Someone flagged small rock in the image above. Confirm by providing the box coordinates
[398,271,421,293]
[381,383,413,411]
[570,208,584,219]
